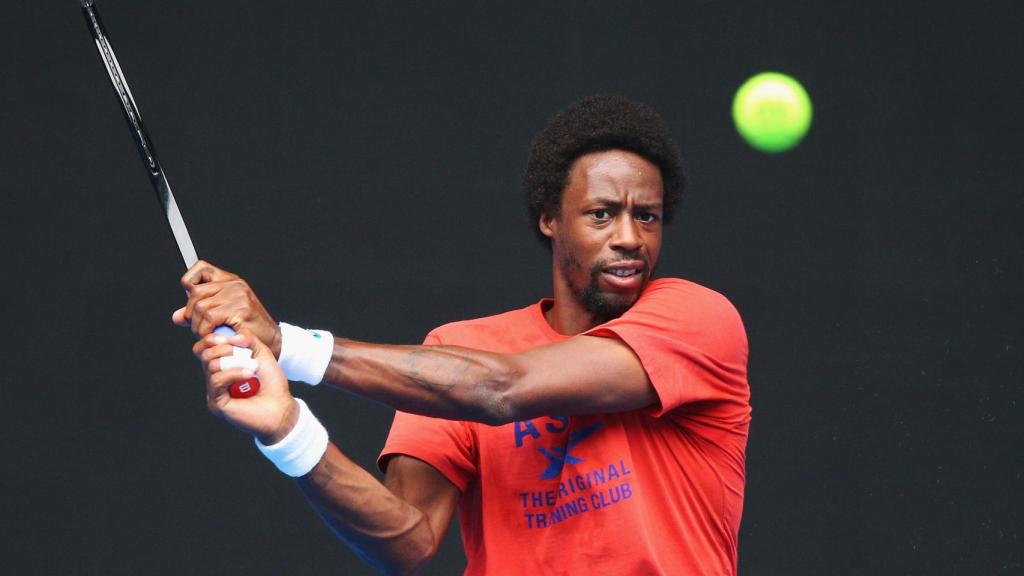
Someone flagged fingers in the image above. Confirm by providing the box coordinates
[219,354,259,373]
[235,330,287,382]
[202,329,287,404]
[193,336,234,375]
[193,332,221,358]
[180,279,252,337]
[180,260,239,292]
[200,332,259,405]
[174,263,279,346]
[227,328,289,388]
[178,260,241,336]
[207,367,256,407]
[238,332,270,358]
[171,307,188,327]
[184,282,223,336]
[194,331,264,367]
[191,296,228,338]
[193,332,253,366]
[204,362,295,441]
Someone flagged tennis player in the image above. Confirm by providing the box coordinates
[177,95,750,575]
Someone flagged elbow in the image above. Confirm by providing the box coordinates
[372,526,438,576]
[397,540,436,576]
[477,358,525,426]
[380,548,433,576]
[479,394,516,427]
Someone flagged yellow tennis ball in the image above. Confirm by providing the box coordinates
[732,72,813,153]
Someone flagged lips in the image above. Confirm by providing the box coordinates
[599,260,646,289]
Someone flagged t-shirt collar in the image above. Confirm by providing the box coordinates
[531,298,572,341]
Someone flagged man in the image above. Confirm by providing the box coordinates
[178,95,751,575]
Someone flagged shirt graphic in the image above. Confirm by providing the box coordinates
[537,421,603,479]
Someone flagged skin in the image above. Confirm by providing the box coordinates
[177,149,665,575]
[540,150,664,334]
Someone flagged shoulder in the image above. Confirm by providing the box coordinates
[595,277,747,362]
[633,278,743,323]
[585,278,750,418]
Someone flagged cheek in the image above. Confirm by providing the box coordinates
[643,231,663,261]
[554,230,582,270]
[558,248,579,274]
[556,221,608,265]
[572,224,607,251]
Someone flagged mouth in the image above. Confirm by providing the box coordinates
[598,260,646,289]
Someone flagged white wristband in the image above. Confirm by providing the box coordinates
[255,398,329,477]
[278,322,334,385]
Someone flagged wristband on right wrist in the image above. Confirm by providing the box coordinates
[278,322,334,385]
[254,398,329,477]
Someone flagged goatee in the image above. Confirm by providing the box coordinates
[560,251,650,325]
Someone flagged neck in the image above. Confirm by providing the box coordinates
[543,260,602,335]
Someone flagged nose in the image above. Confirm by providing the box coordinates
[610,215,642,251]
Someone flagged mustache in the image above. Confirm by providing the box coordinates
[590,252,650,273]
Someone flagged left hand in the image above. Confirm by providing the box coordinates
[172,260,282,357]
[195,329,297,444]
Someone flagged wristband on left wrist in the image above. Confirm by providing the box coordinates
[277,322,334,385]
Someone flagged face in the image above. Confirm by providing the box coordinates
[540,150,664,323]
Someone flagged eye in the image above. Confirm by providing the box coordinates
[635,212,660,223]
[590,209,611,221]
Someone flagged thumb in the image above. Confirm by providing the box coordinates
[171,307,189,327]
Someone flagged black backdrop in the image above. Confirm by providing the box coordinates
[2,1,1021,574]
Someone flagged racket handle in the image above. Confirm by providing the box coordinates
[213,325,261,399]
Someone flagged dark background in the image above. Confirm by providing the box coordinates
[2,1,1020,574]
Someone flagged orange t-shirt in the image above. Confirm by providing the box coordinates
[378,278,751,575]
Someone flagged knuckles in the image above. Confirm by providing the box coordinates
[189,280,255,321]
[200,348,218,365]
[224,280,254,302]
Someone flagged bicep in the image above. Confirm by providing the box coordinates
[382,455,461,545]
[507,335,658,419]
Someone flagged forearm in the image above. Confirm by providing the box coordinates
[297,444,437,575]
[321,339,519,425]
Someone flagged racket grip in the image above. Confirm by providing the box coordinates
[213,325,261,399]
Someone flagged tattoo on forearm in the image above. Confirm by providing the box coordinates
[403,348,473,392]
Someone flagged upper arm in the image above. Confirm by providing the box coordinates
[382,455,461,550]
[498,282,749,423]
[505,335,658,420]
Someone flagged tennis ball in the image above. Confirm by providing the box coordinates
[732,72,812,153]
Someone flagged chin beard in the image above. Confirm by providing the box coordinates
[560,251,650,325]
[578,278,637,324]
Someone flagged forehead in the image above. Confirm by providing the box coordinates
[564,149,664,205]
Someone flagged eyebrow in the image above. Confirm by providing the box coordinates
[588,197,664,211]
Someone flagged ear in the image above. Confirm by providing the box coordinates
[538,211,557,239]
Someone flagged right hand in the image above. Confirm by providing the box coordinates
[172,260,283,357]
[195,329,297,444]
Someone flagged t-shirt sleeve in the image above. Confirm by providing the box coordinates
[376,332,477,492]
[584,279,750,421]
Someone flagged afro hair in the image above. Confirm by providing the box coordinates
[523,94,686,246]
